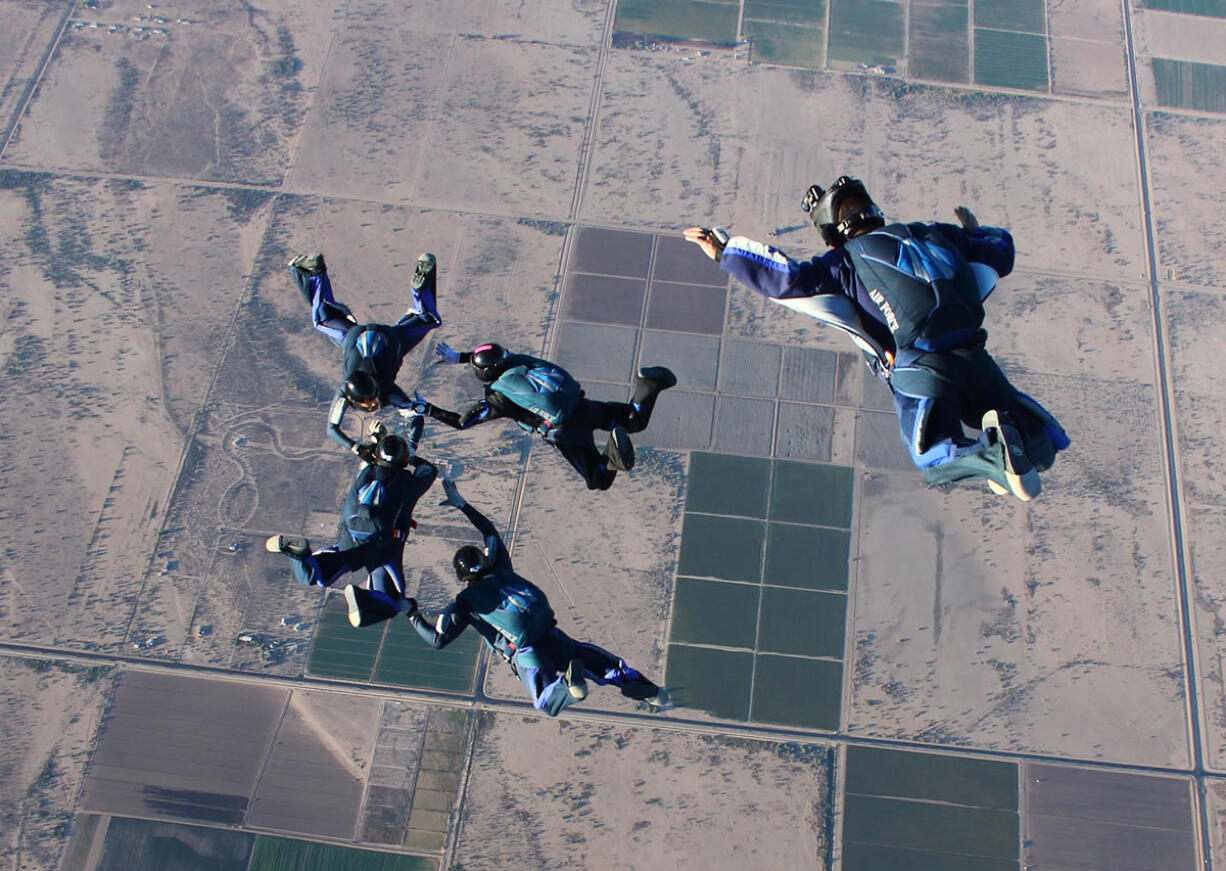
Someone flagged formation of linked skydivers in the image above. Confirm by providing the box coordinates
[266,175,1068,718]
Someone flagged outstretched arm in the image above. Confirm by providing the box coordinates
[424,397,504,430]
[684,226,842,300]
[406,600,470,649]
[326,390,362,453]
[440,479,509,569]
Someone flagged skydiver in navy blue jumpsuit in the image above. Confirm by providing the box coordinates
[413,343,676,491]
[685,176,1068,501]
[265,428,437,628]
[405,479,666,716]
[288,252,442,452]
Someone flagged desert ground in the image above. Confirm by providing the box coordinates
[1,0,1225,869]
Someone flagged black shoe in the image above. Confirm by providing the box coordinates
[635,366,677,391]
[606,425,635,472]
[265,535,311,558]
[344,585,400,628]
[287,253,326,275]
[564,657,589,701]
[982,410,1040,501]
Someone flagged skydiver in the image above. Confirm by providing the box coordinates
[684,176,1068,500]
[288,251,442,453]
[264,422,437,628]
[405,479,667,716]
[413,342,676,491]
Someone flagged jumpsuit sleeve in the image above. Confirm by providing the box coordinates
[385,384,413,410]
[326,390,357,450]
[930,222,1016,278]
[458,502,511,570]
[719,236,845,300]
[427,398,505,430]
[408,601,472,649]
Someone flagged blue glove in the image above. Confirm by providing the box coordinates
[409,390,432,416]
[435,341,463,364]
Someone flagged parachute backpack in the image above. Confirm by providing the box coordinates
[490,356,583,431]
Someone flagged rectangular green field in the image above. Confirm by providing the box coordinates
[249,837,307,871]
[1153,58,1226,113]
[678,512,766,582]
[909,4,969,83]
[670,576,761,648]
[95,818,253,871]
[828,0,904,66]
[973,0,1045,33]
[1143,0,1226,16]
[307,597,383,681]
[744,0,827,26]
[614,0,740,44]
[974,28,1048,91]
[745,19,823,67]
[667,643,754,720]
[251,836,439,871]
[842,842,1018,871]
[687,452,772,517]
[845,746,1018,810]
[769,460,854,527]
[745,20,825,68]
[758,587,846,658]
[843,794,1018,859]
[764,522,850,590]
[751,654,842,729]
[374,619,480,691]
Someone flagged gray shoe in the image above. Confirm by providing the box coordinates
[635,365,677,392]
[606,425,635,472]
[564,657,589,701]
[288,253,326,275]
[265,535,311,558]
[411,253,436,291]
[982,410,1040,501]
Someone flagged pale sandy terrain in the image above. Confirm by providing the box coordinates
[0,0,1224,869]
[454,711,830,870]
[0,660,116,871]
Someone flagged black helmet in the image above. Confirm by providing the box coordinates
[470,343,509,382]
[453,545,486,583]
[800,175,885,247]
[343,370,380,409]
[375,434,410,468]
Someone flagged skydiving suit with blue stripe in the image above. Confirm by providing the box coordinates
[408,500,659,716]
[718,222,1068,485]
[425,353,658,491]
[291,264,441,450]
[283,456,438,618]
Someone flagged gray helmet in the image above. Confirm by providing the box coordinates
[801,176,885,247]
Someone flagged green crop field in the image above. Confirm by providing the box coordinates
[307,596,383,681]
[973,0,1045,33]
[909,4,969,83]
[974,28,1048,91]
[95,818,253,871]
[828,0,904,66]
[250,837,438,871]
[374,618,480,691]
[614,0,740,44]
[1153,58,1226,112]
[1143,0,1226,16]
[744,0,827,26]
[745,20,825,68]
